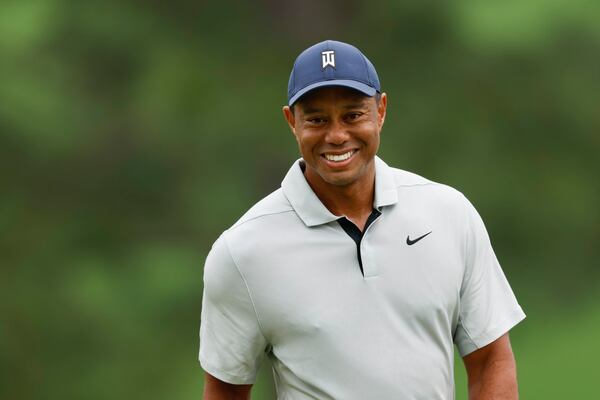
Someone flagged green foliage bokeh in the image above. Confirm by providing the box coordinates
[1,1,599,399]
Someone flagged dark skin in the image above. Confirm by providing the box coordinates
[203,87,520,399]
[463,333,519,399]
[283,87,387,230]
[203,373,251,400]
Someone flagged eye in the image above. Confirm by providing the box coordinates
[346,112,363,121]
[307,117,326,125]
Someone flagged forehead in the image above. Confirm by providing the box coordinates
[296,86,373,111]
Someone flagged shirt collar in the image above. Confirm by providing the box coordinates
[281,155,399,227]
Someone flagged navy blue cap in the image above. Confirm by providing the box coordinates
[287,40,381,106]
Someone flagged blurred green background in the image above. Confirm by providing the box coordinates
[1,0,599,399]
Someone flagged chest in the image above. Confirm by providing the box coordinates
[242,207,466,344]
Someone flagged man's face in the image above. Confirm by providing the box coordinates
[283,86,387,189]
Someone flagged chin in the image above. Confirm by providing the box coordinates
[320,171,359,187]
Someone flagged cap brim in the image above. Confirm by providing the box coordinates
[288,80,377,106]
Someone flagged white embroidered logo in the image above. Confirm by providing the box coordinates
[321,50,335,69]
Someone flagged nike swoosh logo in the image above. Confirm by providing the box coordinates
[406,231,432,246]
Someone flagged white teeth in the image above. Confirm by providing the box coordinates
[325,150,354,162]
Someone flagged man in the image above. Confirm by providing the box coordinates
[199,40,526,399]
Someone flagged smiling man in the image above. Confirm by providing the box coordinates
[199,40,526,400]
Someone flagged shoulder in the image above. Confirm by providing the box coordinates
[388,166,470,208]
[384,165,493,247]
[230,188,296,230]
[205,188,296,273]
[217,188,299,251]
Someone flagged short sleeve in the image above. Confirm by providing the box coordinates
[454,197,526,357]
[199,233,268,384]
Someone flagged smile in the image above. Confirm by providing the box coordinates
[323,150,356,162]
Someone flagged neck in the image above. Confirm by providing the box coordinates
[304,162,376,221]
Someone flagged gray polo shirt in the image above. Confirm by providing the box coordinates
[199,156,525,399]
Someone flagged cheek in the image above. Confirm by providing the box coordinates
[295,137,316,160]
[298,132,320,150]
[356,125,379,144]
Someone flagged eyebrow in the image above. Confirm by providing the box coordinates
[301,100,369,115]
[341,101,369,110]
[301,106,322,115]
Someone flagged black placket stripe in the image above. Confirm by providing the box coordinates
[337,209,381,276]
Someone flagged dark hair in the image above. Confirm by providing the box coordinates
[290,91,381,115]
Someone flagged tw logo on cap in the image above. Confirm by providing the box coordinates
[321,50,335,69]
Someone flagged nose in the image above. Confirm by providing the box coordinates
[324,118,349,145]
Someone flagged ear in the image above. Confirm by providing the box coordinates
[282,105,297,136]
[377,92,387,130]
